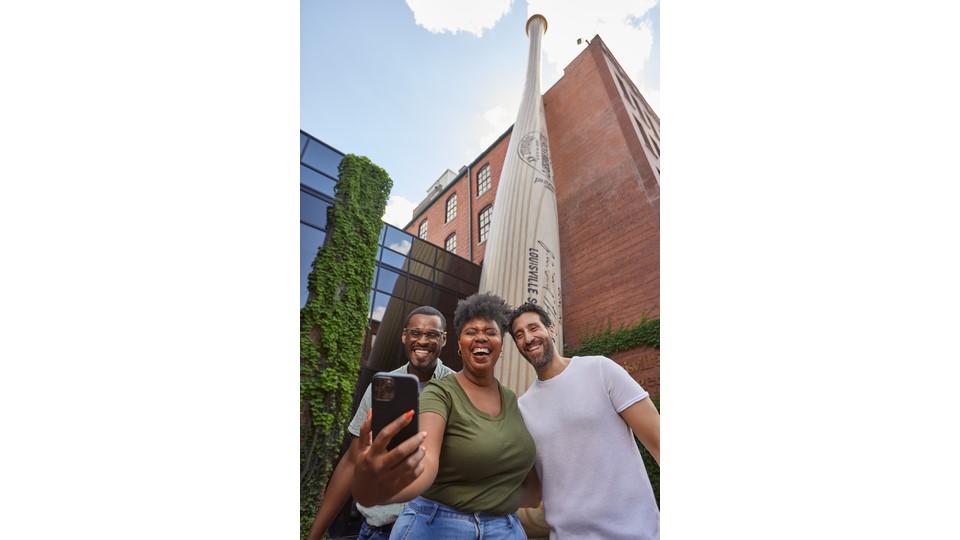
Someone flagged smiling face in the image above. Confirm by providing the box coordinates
[401,313,447,375]
[458,317,503,377]
[511,311,557,370]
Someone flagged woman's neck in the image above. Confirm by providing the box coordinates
[456,370,496,389]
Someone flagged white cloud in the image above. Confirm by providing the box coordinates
[405,0,513,37]
[527,0,658,100]
[388,239,412,254]
[484,105,513,132]
[477,104,515,149]
[371,305,386,322]
[382,195,417,229]
[638,85,660,116]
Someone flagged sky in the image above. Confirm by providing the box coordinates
[301,0,659,229]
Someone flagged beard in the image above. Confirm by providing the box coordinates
[522,337,554,369]
[408,353,438,372]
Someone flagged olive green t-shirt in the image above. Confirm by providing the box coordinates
[419,375,536,516]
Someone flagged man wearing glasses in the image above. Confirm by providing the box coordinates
[307,306,455,540]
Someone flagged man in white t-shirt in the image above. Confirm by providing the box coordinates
[306,306,455,540]
[508,302,660,540]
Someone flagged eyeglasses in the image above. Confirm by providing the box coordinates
[405,329,445,341]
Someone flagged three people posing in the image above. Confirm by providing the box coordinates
[317,293,660,539]
[353,293,538,539]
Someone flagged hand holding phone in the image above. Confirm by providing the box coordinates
[371,373,420,451]
[352,387,427,508]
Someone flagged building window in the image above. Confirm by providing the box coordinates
[445,233,456,254]
[634,114,659,160]
[478,205,493,244]
[477,164,491,196]
[419,219,428,240]
[445,193,457,223]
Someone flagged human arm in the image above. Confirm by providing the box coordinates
[305,437,359,540]
[519,466,542,508]
[380,411,444,504]
[620,397,659,465]
[350,410,443,507]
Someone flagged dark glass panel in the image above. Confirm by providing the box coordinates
[434,249,453,272]
[301,190,331,230]
[376,266,403,296]
[434,250,480,282]
[302,139,343,178]
[408,238,437,265]
[405,279,440,310]
[301,164,337,197]
[456,276,480,296]
[383,225,413,255]
[435,251,476,277]
[434,270,477,296]
[459,264,481,285]
[407,260,434,281]
[370,291,394,323]
[300,223,326,307]
[300,132,307,154]
[366,292,410,373]
[434,269,458,291]
[378,246,407,271]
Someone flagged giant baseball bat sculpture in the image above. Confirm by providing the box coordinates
[478,14,562,396]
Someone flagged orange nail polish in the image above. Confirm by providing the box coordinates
[404,410,414,420]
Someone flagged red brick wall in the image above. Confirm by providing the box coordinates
[404,131,512,267]
[544,40,660,366]
[469,135,510,264]
[610,346,660,397]
[407,179,471,259]
[404,38,660,391]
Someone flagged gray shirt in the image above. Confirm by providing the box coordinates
[347,361,456,526]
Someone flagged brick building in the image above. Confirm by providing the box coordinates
[403,35,661,394]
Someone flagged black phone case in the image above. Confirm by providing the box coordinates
[371,373,420,451]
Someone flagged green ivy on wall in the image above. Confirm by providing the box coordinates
[300,154,392,539]
[565,316,659,357]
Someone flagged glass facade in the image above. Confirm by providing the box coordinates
[300,129,482,398]
[300,134,339,307]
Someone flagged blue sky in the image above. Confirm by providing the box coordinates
[301,0,659,228]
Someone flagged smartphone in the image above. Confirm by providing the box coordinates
[371,373,420,451]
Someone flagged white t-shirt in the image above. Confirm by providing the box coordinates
[518,355,659,539]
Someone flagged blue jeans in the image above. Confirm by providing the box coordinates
[358,519,394,540]
[389,496,527,540]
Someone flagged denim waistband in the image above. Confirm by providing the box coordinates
[360,520,395,533]
[406,496,516,525]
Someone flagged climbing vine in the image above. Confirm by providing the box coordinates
[300,154,392,539]
[565,316,659,357]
